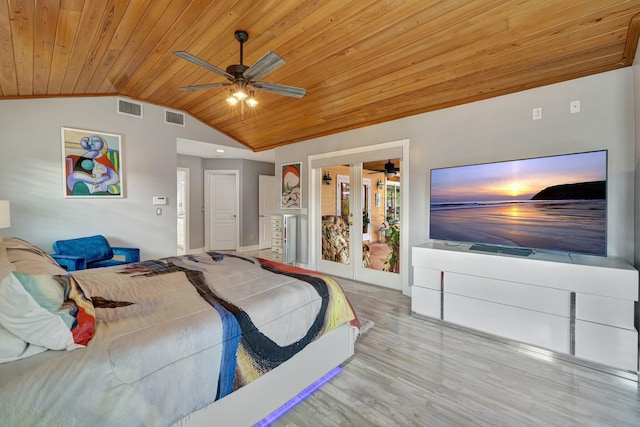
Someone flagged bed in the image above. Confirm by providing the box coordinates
[0,237,360,426]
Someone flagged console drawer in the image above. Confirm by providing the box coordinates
[575,320,638,372]
[445,293,570,353]
[575,294,635,329]
[445,272,571,317]
[411,286,440,318]
[413,267,441,291]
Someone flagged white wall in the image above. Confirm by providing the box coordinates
[277,68,636,269]
[0,96,241,259]
[634,45,640,269]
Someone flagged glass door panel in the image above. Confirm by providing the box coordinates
[320,165,351,267]
[362,160,400,276]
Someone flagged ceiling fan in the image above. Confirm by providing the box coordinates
[368,160,400,178]
[173,30,306,106]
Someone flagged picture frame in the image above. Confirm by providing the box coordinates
[281,162,301,209]
[61,127,123,198]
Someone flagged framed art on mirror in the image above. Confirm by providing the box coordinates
[281,162,301,208]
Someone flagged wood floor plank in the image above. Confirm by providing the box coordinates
[273,278,640,427]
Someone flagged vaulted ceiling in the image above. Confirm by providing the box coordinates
[1,1,639,152]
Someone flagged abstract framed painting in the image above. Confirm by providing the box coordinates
[61,127,124,198]
[281,162,301,209]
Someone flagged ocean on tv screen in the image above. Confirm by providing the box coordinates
[429,151,607,256]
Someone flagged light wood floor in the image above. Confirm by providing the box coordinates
[273,279,640,427]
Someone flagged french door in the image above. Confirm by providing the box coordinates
[315,160,401,289]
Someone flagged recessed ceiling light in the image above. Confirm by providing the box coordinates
[216,149,225,153]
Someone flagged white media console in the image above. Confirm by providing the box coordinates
[412,242,639,375]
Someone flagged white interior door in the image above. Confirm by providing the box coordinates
[205,170,239,251]
[259,175,276,249]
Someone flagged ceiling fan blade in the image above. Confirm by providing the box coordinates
[179,82,232,91]
[252,81,306,98]
[243,51,285,81]
[173,51,234,81]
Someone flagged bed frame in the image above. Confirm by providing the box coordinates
[175,323,358,426]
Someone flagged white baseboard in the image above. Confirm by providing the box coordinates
[186,246,274,255]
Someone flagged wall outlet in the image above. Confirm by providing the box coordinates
[570,100,580,114]
[532,107,542,120]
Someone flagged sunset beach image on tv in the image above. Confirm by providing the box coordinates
[429,150,607,256]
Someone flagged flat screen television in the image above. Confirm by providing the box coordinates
[429,150,607,257]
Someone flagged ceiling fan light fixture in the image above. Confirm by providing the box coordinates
[245,90,258,107]
[232,87,248,100]
[226,95,239,106]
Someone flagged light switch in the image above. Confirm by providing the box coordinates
[156,208,162,215]
[532,107,542,120]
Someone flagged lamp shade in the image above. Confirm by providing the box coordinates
[0,200,9,228]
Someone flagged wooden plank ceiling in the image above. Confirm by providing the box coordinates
[1,1,639,152]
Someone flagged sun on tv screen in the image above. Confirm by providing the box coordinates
[429,150,608,257]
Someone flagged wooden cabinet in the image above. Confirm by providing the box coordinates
[412,242,638,374]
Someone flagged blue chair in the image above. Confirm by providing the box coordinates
[51,235,140,271]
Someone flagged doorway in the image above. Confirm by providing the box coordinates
[258,175,276,249]
[204,170,239,251]
[177,167,189,255]
[315,159,401,289]
[309,140,408,293]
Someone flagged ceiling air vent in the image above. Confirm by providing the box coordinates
[165,110,185,127]
[117,98,143,118]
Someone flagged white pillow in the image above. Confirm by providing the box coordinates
[0,322,46,363]
[0,271,95,350]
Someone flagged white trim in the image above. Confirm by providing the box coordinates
[204,170,240,251]
[309,140,404,161]
[177,167,190,255]
[238,244,260,252]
